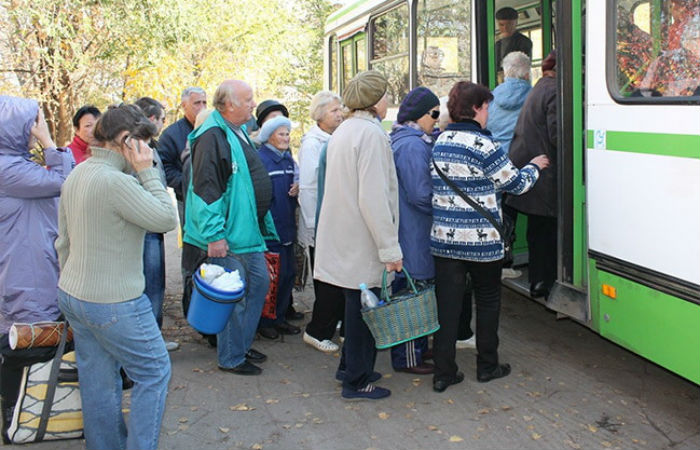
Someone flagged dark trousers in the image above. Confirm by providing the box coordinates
[259,243,295,327]
[433,257,503,381]
[305,246,345,341]
[526,214,558,289]
[338,287,378,390]
[389,276,429,369]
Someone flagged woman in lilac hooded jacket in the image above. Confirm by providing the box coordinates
[0,95,74,441]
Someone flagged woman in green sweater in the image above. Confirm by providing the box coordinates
[55,104,178,450]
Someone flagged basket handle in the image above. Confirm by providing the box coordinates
[381,268,418,302]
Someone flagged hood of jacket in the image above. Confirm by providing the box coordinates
[0,95,38,157]
[390,123,426,145]
[300,124,331,148]
[491,78,532,111]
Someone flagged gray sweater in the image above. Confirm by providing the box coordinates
[56,147,178,303]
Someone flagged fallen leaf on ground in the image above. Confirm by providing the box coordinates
[478,408,490,415]
[601,441,612,448]
[445,399,454,404]
[177,424,188,431]
[312,417,323,424]
[190,406,199,411]
[378,412,389,420]
[230,403,255,411]
[449,435,464,442]
[523,416,533,422]
[295,423,304,428]
[219,427,230,433]
[282,424,291,430]
[501,405,513,411]
[265,399,279,404]
[428,425,438,431]
[531,433,542,440]
[251,444,263,450]
[178,417,188,423]
[412,378,422,387]
[565,440,582,449]
[192,368,204,373]
[587,424,598,433]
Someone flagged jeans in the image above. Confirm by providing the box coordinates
[58,290,170,450]
[338,287,378,391]
[209,252,269,368]
[143,232,165,328]
[259,244,294,327]
[433,257,503,381]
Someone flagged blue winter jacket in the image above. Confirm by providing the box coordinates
[486,77,531,155]
[390,125,435,280]
[258,144,298,245]
[0,96,74,334]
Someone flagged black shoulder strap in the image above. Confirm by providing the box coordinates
[35,323,69,442]
[432,158,505,239]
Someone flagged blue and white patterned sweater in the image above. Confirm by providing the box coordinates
[431,120,539,262]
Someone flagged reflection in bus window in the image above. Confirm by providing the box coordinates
[330,38,338,93]
[615,0,700,98]
[356,38,367,72]
[342,43,353,91]
[370,4,410,107]
[416,0,471,98]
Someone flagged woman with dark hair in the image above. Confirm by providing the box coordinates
[431,82,549,393]
[56,104,178,449]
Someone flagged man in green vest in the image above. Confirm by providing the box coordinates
[183,80,278,376]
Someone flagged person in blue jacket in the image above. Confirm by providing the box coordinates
[389,87,441,375]
[256,116,302,338]
[0,96,74,441]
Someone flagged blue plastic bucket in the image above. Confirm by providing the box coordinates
[187,270,245,334]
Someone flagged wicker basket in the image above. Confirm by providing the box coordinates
[361,270,440,349]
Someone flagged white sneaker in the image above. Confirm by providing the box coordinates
[501,268,522,279]
[303,332,339,353]
[165,341,180,352]
[456,335,476,349]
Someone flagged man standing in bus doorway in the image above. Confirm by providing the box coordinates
[495,7,533,75]
[507,50,558,300]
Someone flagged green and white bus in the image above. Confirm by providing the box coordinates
[324,0,700,384]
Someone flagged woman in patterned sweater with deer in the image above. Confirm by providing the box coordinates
[430,81,549,393]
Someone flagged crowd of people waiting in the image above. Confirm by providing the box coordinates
[0,47,554,447]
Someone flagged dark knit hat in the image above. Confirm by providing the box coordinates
[541,50,556,71]
[256,99,289,127]
[397,87,440,124]
[496,7,518,20]
[342,70,388,110]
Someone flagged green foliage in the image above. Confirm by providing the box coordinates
[0,0,336,149]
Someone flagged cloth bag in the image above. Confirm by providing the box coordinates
[261,252,281,319]
[6,324,83,444]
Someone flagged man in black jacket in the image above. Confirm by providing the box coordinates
[495,7,533,74]
[158,87,207,223]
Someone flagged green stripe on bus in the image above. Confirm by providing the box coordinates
[328,0,374,24]
[586,130,700,159]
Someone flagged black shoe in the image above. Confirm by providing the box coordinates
[530,281,550,298]
[285,306,305,321]
[433,372,464,393]
[275,321,301,335]
[395,363,435,375]
[204,334,217,348]
[477,363,511,383]
[258,326,279,340]
[246,348,267,363]
[219,361,262,375]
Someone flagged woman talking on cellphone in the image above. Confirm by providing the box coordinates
[55,104,178,450]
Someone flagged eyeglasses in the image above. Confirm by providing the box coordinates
[429,109,440,119]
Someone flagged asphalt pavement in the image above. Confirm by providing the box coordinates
[12,229,700,450]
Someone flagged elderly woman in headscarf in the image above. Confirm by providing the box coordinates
[256,115,302,339]
[299,91,347,354]
[315,70,402,401]
[0,96,74,441]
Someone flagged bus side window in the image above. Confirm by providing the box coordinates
[416,0,471,98]
[370,4,410,112]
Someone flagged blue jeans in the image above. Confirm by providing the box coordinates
[143,232,165,328]
[58,290,170,450]
[209,252,269,368]
[259,243,295,327]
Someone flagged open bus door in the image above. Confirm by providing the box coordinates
[483,0,589,322]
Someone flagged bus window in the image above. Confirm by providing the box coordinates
[416,0,471,98]
[356,37,367,72]
[370,4,410,108]
[341,41,353,91]
[330,37,338,93]
[613,0,700,99]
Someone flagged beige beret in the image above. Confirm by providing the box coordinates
[342,70,388,110]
